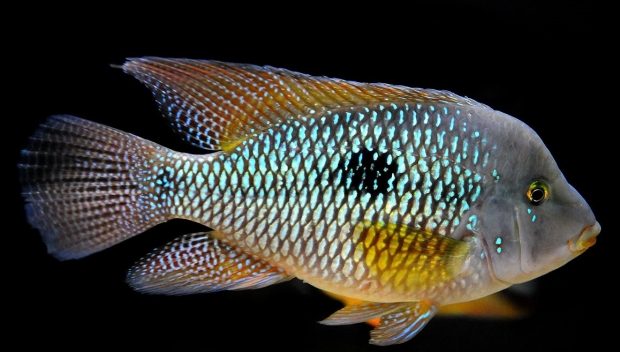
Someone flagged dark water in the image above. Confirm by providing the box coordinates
[10,2,612,350]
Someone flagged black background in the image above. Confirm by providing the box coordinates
[9,2,613,350]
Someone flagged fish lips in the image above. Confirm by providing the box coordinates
[568,221,601,254]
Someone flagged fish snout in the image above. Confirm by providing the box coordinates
[568,222,601,253]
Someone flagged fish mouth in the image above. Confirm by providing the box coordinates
[568,222,601,253]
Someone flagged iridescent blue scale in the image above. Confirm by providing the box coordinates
[154,103,496,282]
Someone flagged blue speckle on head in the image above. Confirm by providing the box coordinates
[532,215,537,222]
[466,215,478,231]
[527,208,532,214]
[480,252,486,259]
[495,237,502,245]
[471,184,481,202]
[496,247,502,254]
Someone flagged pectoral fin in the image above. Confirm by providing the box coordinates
[369,300,438,346]
[354,221,471,291]
[126,231,293,295]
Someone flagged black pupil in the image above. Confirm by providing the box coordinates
[531,188,545,202]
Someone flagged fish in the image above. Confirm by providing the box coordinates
[19,57,601,346]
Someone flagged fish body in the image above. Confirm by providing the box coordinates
[20,58,600,345]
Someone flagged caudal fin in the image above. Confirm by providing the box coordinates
[20,115,172,260]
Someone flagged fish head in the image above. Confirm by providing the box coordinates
[478,124,600,285]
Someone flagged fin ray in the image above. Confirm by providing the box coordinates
[122,57,487,152]
[354,222,471,289]
[19,115,172,260]
[127,232,293,295]
[369,301,438,346]
[320,301,410,326]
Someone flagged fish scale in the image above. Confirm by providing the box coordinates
[153,102,493,303]
[19,57,600,346]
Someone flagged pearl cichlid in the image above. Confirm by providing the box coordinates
[19,58,601,345]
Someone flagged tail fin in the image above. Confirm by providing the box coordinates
[19,115,172,260]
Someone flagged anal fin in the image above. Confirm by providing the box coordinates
[126,231,293,295]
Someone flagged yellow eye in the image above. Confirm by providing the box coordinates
[527,181,549,205]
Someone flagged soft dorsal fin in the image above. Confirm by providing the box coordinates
[122,57,486,152]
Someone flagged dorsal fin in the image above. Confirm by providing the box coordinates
[122,57,486,152]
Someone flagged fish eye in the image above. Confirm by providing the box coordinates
[526,181,549,205]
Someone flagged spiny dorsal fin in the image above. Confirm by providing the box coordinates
[122,57,486,152]
[127,232,293,295]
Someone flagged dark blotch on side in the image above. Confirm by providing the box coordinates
[334,149,399,199]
